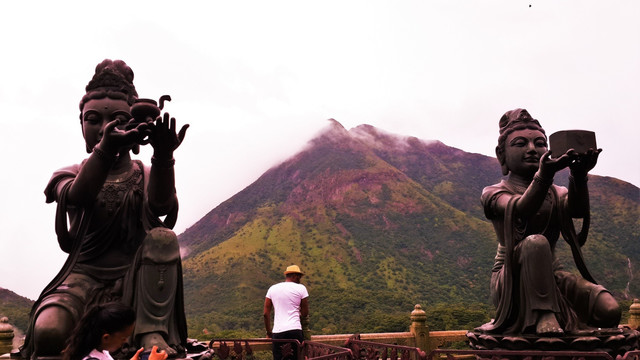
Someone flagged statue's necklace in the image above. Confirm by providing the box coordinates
[100,162,143,216]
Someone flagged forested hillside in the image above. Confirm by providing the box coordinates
[179,120,640,339]
[0,287,33,332]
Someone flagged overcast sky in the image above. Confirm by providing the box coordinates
[1,1,638,300]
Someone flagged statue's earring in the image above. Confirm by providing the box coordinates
[500,163,509,176]
[81,115,92,153]
[496,146,509,176]
[132,144,140,154]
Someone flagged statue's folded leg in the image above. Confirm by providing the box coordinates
[133,227,182,355]
[31,273,93,358]
[517,235,560,310]
[591,292,621,328]
[556,271,621,328]
[516,234,562,334]
[32,305,74,357]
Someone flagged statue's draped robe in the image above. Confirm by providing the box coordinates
[21,160,187,358]
[480,180,607,334]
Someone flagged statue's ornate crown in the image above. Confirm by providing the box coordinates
[499,108,543,135]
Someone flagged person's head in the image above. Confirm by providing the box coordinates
[284,265,304,283]
[495,108,547,177]
[79,59,138,153]
[62,302,136,360]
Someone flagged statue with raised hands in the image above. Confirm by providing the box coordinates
[21,59,189,359]
[477,109,621,339]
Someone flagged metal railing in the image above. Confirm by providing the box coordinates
[305,341,353,360]
[205,336,640,360]
[206,338,352,360]
[345,336,427,360]
[617,350,640,360]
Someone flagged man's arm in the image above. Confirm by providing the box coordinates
[263,297,273,338]
[300,297,309,318]
[300,297,310,340]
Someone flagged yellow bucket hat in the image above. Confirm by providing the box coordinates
[284,265,304,275]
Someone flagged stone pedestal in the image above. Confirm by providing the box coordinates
[467,327,639,356]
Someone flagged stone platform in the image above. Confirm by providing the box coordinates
[467,326,640,356]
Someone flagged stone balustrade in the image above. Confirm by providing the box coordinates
[2,300,640,359]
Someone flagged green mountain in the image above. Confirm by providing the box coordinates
[0,287,34,332]
[179,120,640,339]
[3,120,637,340]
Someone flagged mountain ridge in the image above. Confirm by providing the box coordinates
[3,120,638,339]
[178,119,639,339]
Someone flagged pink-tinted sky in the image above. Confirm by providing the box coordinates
[1,1,638,299]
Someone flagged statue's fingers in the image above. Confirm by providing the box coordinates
[566,148,578,157]
[105,118,121,133]
[593,149,602,162]
[135,122,150,134]
[177,124,190,143]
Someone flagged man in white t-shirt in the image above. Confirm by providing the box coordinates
[263,265,309,360]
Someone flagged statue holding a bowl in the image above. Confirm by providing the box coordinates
[477,108,621,337]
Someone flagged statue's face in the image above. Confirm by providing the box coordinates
[504,128,547,177]
[81,97,131,151]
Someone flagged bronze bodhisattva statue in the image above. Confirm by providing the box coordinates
[469,109,633,352]
[21,59,189,359]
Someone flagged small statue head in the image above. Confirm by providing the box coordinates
[78,59,139,153]
[495,108,546,176]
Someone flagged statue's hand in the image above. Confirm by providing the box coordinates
[538,149,578,179]
[100,118,152,154]
[149,112,189,158]
[570,148,601,178]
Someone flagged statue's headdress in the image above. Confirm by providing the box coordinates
[79,59,138,116]
[496,108,546,175]
[498,109,544,136]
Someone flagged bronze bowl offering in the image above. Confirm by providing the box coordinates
[549,130,596,158]
[128,95,171,129]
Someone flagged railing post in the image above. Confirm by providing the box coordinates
[410,304,429,354]
[629,299,640,330]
